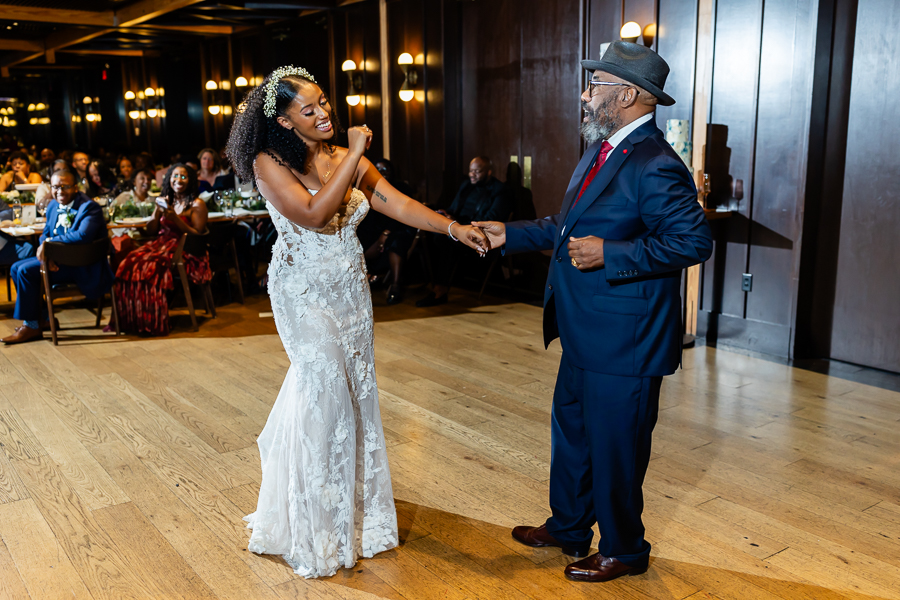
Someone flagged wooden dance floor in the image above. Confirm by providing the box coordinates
[0,293,899,599]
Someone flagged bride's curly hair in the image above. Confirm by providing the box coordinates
[226,73,343,183]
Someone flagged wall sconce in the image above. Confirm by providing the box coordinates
[235,76,248,88]
[124,87,164,124]
[620,21,641,43]
[619,21,656,46]
[398,52,418,102]
[205,79,232,117]
[342,60,363,107]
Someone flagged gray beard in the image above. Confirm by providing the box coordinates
[580,97,621,145]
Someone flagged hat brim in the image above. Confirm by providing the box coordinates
[581,60,675,106]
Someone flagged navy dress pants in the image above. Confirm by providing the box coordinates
[544,352,662,568]
[10,257,80,321]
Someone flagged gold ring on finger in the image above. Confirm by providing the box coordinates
[571,258,578,267]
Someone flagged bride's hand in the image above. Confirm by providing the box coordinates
[347,125,373,156]
[452,223,490,256]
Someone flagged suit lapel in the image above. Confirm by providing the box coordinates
[558,141,603,227]
[561,121,658,236]
[561,139,632,236]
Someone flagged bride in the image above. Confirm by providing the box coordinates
[226,66,488,578]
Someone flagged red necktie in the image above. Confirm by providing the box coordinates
[572,141,613,209]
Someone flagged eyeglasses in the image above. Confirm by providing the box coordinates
[172,174,188,180]
[50,184,74,191]
[587,80,640,97]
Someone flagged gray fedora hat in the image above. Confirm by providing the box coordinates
[581,41,675,106]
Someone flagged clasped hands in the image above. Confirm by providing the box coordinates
[469,221,605,270]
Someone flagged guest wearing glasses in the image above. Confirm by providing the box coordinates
[0,151,43,192]
[1,169,112,345]
[113,163,211,335]
[71,151,90,190]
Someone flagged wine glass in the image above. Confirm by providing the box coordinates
[12,203,22,224]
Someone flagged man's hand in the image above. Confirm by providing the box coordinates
[470,221,505,250]
[36,242,58,271]
[567,235,605,270]
[452,223,489,256]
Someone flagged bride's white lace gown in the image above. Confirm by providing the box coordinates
[244,188,398,578]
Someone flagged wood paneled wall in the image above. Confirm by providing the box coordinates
[696,0,820,358]
[828,0,900,372]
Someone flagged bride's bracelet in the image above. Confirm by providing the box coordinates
[447,220,459,242]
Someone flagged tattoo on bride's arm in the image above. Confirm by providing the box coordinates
[374,190,388,203]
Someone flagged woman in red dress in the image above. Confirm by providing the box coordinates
[114,163,211,335]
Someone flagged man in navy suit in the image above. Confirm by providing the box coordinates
[474,42,713,582]
[2,169,113,345]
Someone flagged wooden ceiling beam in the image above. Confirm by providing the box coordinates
[139,24,234,35]
[0,40,44,53]
[59,49,160,57]
[114,0,208,28]
[0,5,115,26]
[1,0,206,74]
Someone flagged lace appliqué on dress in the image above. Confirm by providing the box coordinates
[245,188,398,578]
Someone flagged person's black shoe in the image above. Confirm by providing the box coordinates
[386,285,403,305]
[415,292,448,308]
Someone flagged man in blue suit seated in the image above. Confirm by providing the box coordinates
[474,42,713,583]
[2,169,113,345]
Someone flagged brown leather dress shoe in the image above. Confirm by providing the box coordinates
[511,524,590,558]
[1,325,43,345]
[564,553,647,582]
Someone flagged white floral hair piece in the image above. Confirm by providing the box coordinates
[263,65,316,118]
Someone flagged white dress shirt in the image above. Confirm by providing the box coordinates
[606,112,654,150]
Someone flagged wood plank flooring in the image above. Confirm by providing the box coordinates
[0,292,898,599]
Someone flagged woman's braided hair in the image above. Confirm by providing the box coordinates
[226,68,343,183]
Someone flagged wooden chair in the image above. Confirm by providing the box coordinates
[40,237,120,346]
[173,231,214,331]
[206,221,244,305]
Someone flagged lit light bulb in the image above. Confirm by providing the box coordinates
[147,108,158,118]
[145,87,155,97]
[205,80,218,90]
[235,76,248,87]
[208,105,221,115]
[39,117,50,125]
[342,60,357,71]
[35,102,46,110]
[620,21,641,42]
[29,117,37,125]
[398,53,413,65]
[346,95,361,106]
[27,104,35,111]
[86,113,95,122]
[399,89,414,102]
[124,91,135,100]
[83,96,92,104]
[128,110,140,119]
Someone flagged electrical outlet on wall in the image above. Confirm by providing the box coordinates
[742,273,753,292]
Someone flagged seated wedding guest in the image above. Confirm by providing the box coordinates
[0,197,37,267]
[86,160,115,197]
[117,156,134,180]
[416,156,513,307]
[134,152,156,178]
[38,148,57,181]
[35,159,70,209]
[506,161,537,220]
[71,151,90,189]
[0,169,113,345]
[357,158,419,305]
[113,163,210,336]
[113,168,152,206]
[196,148,232,193]
[0,151,43,192]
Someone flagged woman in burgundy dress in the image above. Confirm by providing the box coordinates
[114,163,211,335]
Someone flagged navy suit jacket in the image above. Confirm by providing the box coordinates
[41,193,114,300]
[505,121,713,377]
